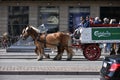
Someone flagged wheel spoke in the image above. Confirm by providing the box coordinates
[83,44,101,61]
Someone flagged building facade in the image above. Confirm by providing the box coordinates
[0,0,120,37]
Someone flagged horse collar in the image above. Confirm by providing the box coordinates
[36,33,47,48]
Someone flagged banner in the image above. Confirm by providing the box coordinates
[92,28,120,40]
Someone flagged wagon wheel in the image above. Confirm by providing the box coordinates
[83,44,101,61]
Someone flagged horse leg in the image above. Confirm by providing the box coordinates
[55,46,74,61]
[43,53,50,59]
[42,48,50,59]
[36,47,44,61]
[35,47,40,60]
[53,45,63,60]
[57,47,64,60]
[38,47,50,60]
[39,48,45,60]
[65,47,74,61]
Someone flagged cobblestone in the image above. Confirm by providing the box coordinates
[0,65,101,72]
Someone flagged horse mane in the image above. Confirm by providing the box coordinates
[29,26,40,33]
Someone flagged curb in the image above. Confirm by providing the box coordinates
[0,71,99,75]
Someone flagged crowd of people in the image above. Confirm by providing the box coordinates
[90,17,120,27]
[76,16,120,28]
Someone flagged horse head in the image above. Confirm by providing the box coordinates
[20,26,32,40]
[20,25,40,40]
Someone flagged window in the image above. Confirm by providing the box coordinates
[100,7,120,23]
[8,6,29,36]
[69,7,90,33]
[38,6,59,33]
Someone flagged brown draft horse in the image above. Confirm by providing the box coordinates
[20,26,74,61]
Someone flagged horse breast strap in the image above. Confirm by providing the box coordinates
[36,33,47,48]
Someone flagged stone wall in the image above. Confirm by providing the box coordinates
[0,1,120,36]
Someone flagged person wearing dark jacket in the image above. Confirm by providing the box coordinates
[73,16,90,40]
[77,16,90,28]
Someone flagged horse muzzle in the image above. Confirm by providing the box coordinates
[20,35,26,40]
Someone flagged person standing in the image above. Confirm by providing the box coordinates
[103,17,109,24]
[94,17,102,24]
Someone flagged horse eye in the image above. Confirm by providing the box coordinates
[22,29,26,33]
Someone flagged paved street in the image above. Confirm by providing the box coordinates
[0,75,100,80]
[0,59,102,74]
[0,48,106,75]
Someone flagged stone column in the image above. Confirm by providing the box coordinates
[29,6,38,27]
[90,5,100,18]
[59,6,68,32]
[0,6,8,35]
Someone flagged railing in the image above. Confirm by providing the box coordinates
[90,24,120,27]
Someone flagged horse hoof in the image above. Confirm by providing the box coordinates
[47,54,50,59]
[58,58,62,60]
[37,59,42,61]
[53,58,60,60]
[53,58,61,61]
[37,57,43,61]
[66,58,72,61]
[37,58,40,61]
[53,58,57,60]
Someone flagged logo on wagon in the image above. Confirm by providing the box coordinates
[94,31,111,37]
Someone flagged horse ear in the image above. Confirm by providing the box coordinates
[28,25,33,30]
[26,25,31,29]
[23,25,30,30]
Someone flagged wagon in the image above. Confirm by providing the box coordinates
[72,24,120,61]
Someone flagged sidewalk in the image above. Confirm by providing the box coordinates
[0,48,104,75]
[0,60,102,75]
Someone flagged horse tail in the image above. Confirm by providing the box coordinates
[68,35,75,56]
[66,33,72,47]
